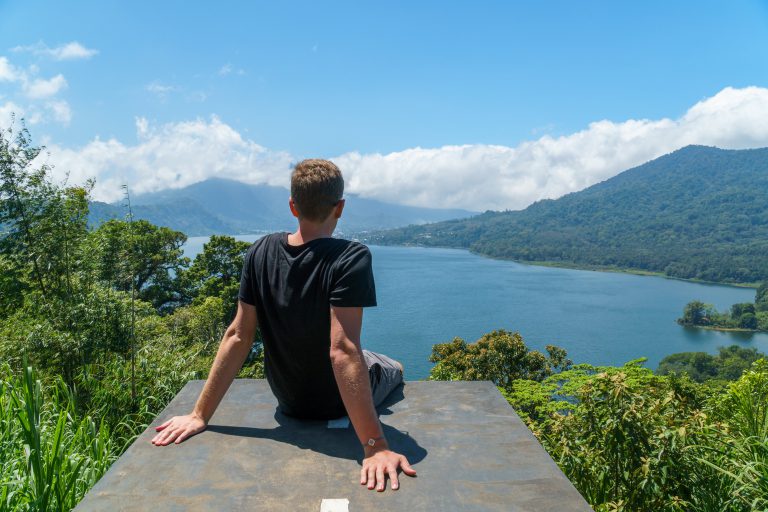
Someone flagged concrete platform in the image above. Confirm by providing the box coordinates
[75,380,592,511]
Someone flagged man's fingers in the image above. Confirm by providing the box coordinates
[159,428,178,445]
[175,429,192,444]
[376,466,385,492]
[367,467,376,490]
[360,466,367,485]
[400,456,417,476]
[155,418,173,431]
[387,466,400,490]
[151,427,171,444]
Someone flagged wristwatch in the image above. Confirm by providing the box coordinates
[365,436,385,447]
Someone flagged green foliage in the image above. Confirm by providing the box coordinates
[88,219,189,312]
[0,122,264,509]
[705,360,768,510]
[428,329,571,390]
[679,285,768,332]
[758,311,768,331]
[432,328,768,511]
[542,371,720,511]
[756,282,768,312]
[371,145,768,284]
[0,362,120,511]
[1,123,92,309]
[657,345,767,382]
[0,283,155,385]
[680,300,717,326]
[178,234,251,320]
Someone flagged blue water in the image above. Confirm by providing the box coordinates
[184,236,768,379]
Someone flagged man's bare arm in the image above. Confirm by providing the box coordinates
[329,306,416,491]
[152,300,258,446]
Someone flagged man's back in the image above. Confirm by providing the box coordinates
[154,159,415,492]
[238,232,376,419]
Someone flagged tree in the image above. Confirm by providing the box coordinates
[0,121,133,382]
[731,302,755,319]
[179,235,251,320]
[0,121,92,306]
[428,329,571,390]
[680,300,712,326]
[738,312,758,330]
[89,219,189,312]
[656,345,765,382]
[657,351,717,381]
[756,282,768,312]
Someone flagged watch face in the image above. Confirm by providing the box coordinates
[367,438,375,446]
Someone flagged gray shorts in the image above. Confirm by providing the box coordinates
[363,350,404,406]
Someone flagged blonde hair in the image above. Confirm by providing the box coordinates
[290,159,344,222]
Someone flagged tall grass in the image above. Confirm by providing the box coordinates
[0,362,120,512]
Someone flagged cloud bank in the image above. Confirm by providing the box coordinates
[38,86,768,210]
[46,116,294,202]
[336,87,768,211]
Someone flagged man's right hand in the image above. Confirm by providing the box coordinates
[151,413,207,446]
[361,445,417,491]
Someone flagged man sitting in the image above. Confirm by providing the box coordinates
[151,159,416,492]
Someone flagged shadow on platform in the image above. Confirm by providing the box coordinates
[206,384,427,464]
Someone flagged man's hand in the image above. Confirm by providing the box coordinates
[151,301,257,448]
[151,413,206,446]
[361,446,417,491]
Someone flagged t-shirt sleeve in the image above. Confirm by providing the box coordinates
[238,245,257,306]
[329,244,377,307]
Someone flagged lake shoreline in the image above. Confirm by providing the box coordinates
[360,241,760,290]
[678,323,766,334]
[196,234,760,289]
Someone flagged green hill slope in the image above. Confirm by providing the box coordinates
[369,145,768,284]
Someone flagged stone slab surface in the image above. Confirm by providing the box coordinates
[75,380,592,511]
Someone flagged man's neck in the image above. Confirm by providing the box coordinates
[288,220,336,246]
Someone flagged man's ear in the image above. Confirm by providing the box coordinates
[289,197,300,219]
[334,198,345,219]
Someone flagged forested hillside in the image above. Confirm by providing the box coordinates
[370,145,768,284]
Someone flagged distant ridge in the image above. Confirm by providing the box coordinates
[88,178,477,236]
[368,145,768,284]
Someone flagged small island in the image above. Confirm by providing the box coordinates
[678,282,768,331]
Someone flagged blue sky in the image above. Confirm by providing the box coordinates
[2,1,768,209]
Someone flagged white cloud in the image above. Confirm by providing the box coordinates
[0,54,71,126]
[41,86,768,211]
[46,116,294,202]
[12,41,98,60]
[145,81,177,98]
[335,86,768,211]
[0,57,22,82]
[23,74,67,99]
[47,100,72,124]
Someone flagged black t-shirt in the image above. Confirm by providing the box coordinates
[238,232,377,419]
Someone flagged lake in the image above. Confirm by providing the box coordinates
[184,235,768,379]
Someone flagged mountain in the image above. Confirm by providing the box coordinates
[88,178,476,236]
[367,145,768,284]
